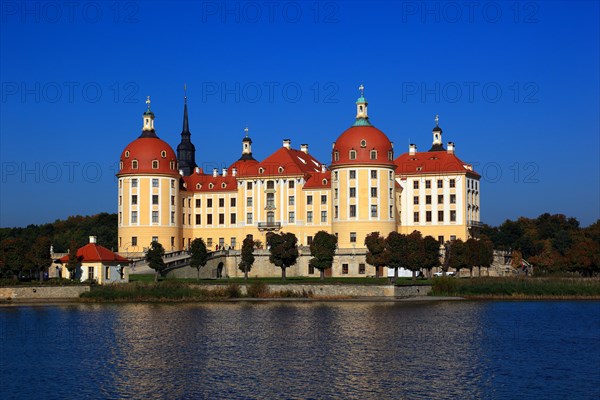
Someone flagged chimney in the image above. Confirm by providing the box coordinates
[283,139,291,149]
[212,168,218,177]
[232,168,238,177]
[89,236,97,244]
[179,169,184,176]
[300,144,308,154]
[222,168,227,177]
[409,144,417,156]
[447,142,455,154]
[195,167,200,174]
[321,164,326,173]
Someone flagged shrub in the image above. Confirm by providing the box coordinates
[247,282,269,298]
[225,283,242,298]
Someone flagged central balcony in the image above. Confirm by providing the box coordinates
[257,222,282,231]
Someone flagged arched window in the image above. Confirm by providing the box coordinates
[125,151,130,158]
[119,161,123,170]
[334,151,339,161]
[132,160,138,169]
[259,167,264,174]
[370,150,377,160]
[349,150,357,160]
[161,150,167,159]
[170,161,175,170]
[152,160,159,169]
[388,151,393,160]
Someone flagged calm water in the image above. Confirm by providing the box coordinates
[1,301,599,399]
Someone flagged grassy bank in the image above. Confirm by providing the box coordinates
[431,277,600,298]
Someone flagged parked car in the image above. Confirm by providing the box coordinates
[433,271,456,277]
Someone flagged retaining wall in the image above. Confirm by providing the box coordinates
[0,286,90,301]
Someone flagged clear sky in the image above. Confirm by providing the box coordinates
[1,1,599,228]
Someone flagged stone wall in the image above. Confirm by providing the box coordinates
[0,286,90,301]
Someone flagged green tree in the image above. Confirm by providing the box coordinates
[189,238,208,280]
[406,231,427,281]
[0,238,26,278]
[66,240,79,280]
[423,236,441,278]
[30,236,51,282]
[365,232,388,278]
[478,236,495,276]
[385,231,407,281]
[465,238,480,277]
[145,241,166,282]
[267,232,299,281]
[239,235,255,280]
[446,239,468,277]
[309,230,338,280]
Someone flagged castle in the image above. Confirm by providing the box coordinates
[117,86,481,277]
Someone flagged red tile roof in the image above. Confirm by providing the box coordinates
[183,171,238,192]
[303,171,332,189]
[244,147,324,177]
[59,243,129,263]
[331,125,396,168]
[227,158,260,177]
[394,151,480,177]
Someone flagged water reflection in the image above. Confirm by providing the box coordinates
[1,301,599,399]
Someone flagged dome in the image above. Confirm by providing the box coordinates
[118,137,179,176]
[330,125,395,167]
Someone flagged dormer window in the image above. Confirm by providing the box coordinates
[334,151,339,161]
[161,150,167,159]
[370,150,377,160]
[259,167,264,174]
[322,179,328,185]
[119,162,123,170]
[209,183,214,189]
[360,139,367,148]
[125,151,130,158]
[388,151,393,160]
[196,183,201,190]
[349,150,357,160]
[170,161,175,170]
[221,183,227,188]
[152,160,159,169]
[278,166,284,173]
[132,160,138,169]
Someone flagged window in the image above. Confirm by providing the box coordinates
[132,160,138,169]
[307,195,313,205]
[308,264,315,274]
[230,213,236,224]
[152,195,159,205]
[171,179,175,188]
[231,198,236,207]
[289,196,295,206]
[334,205,339,219]
[371,170,377,179]
[219,214,225,224]
[196,199,201,208]
[350,232,356,243]
[152,178,158,187]
[450,179,456,188]
[334,188,338,199]
[321,211,327,223]
[321,195,327,204]
[231,237,237,249]
[152,211,158,223]
[425,180,431,189]
[438,236,444,243]
[371,187,377,197]
[342,264,349,274]
[104,266,110,280]
[438,210,444,222]
[131,236,137,246]
[207,214,213,225]
[131,195,137,205]
[360,139,367,147]
[349,170,356,179]
[171,211,175,224]
[438,195,444,204]
[152,160,159,169]
[437,179,443,188]
[388,150,393,160]
[219,198,225,208]
[247,197,253,207]
[132,178,138,188]
[207,199,213,208]
[88,266,95,281]
[119,212,122,223]
[131,211,138,223]
[450,210,456,222]
[370,150,377,160]
[350,205,357,217]
[349,150,357,160]
[426,195,432,205]
[196,214,201,225]
[119,196,122,206]
[307,211,313,223]
[289,212,295,223]
[247,182,252,190]
[334,171,338,180]
[390,188,393,199]
[289,180,295,188]
[414,196,419,205]
[334,151,339,161]
[247,213,253,224]
[371,205,377,217]
[350,187,356,198]
[413,181,419,189]
[207,238,213,248]
[450,235,457,241]
[450,194,456,204]
[266,193,275,207]
[426,211,432,222]
[171,196,175,206]
[414,211,419,222]
[389,205,393,218]
[359,263,366,274]
[267,181,275,190]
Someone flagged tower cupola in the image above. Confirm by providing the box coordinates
[429,114,445,151]
[353,84,372,127]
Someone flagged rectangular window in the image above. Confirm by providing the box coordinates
[105,266,110,280]
[207,214,213,225]
[307,195,313,205]
[371,205,377,217]
[131,179,138,188]
[219,198,225,208]
[438,195,444,204]
[152,211,158,223]
[307,236,313,245]
[390,188,393,199]
[321,195,327,204]
[152,178,159,187]
[219,238,225,248]
[438,236,444,243]
[289,180,294,188]
[437,179,443,188]
[131,195,137,205]
[307,211,313,223]
[389,205,393,218]
[359,263,366,274]
[334,188,338,199]
[289,196,295,206]
[207,238,213,248]
[349,170,356,179]
[426,211,432,222]
[371,187,377,197]
[247,182,252,190]
[413,180,419,189]
[334,205,339,219]
[119,212,122,224]
[131,236,137,246]
[450,179,456,188]
[88,266,94,281]
[247,197,253,207]
[342,263,349,274]
[171,211,175,224]
[196,214,201,225]
[350,187,356,198]
[438,210,444,222]
[231,237,237,249]
[426,195,432,205]
[350,232,356,243]
[152,195,159,205]
[308,264,315,274]
[219,214,225,224]
[450,235,457,241]
[131,211,138,223]
[230,213,236,224]
[450,194,456,204]
[450,210,456,222]
[289,212,295,223]
[247,213,253,224]
[350,205,356,217]
[321,211,327,223]
[266,193,275,207]
[230,198,236,207]
[414,212,419,223]
[207,199,213,208]
[414,196,419,205]
[196,199,201,208]
[171,196,175,206]
[188,199,191,208]
[425,180,431,189]
[370,170,377,179]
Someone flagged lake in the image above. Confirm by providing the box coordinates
[1,301,599,399]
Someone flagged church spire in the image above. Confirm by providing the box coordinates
[176,85,197,176]
[352,84,372,127]
[429,114,445,152]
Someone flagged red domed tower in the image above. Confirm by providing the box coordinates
[117,97,182,255]
[330,85,397,248]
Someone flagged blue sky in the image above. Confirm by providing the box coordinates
[1,1,599,227]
